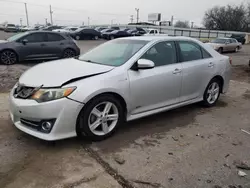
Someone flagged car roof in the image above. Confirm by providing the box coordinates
[118,36,202,42]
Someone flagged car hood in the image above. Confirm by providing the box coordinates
[0,40,8,44]
[19,58,114,87]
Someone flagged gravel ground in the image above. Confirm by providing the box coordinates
[0,31,250,188]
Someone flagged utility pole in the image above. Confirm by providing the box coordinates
[24,3,29,27]
[20,18,22,27]
[171,15,174,26]
[88,17,90,26]
[130,15,134,23]
[45,18,48,26]
[49,5,53,25]
[135,8,139,23]
[191,21,194,28]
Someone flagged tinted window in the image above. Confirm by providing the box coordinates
[23,33,46,43]
[141,41,177,67]
[79,39,148,66]
[179,41,202,62]
[201,48,212,59]
[149,30,154,34]
[47,33,64,41]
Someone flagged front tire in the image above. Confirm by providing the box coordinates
[75,35,80,40]
[76,94,125,141]
[203,79,221,107]
[0,50,18,65]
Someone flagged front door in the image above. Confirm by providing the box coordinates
[128,41,182,115]
[15,33,47,60]
[177,41,216,102]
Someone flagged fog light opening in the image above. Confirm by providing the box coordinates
[41,121,52,131]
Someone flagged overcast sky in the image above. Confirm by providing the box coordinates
[0,0,248,26]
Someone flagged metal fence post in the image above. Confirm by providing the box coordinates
[199,29,201,38]
[208,30,210,38]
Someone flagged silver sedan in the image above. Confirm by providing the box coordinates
[9,36,232,141]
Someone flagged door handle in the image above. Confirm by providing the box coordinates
[208,62,214,67]
[172,68,182,74]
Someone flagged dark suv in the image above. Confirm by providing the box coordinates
[0,31,80,65]
[230,34,246,44]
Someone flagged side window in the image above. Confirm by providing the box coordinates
[201,48,212,59]
[141,41,177,67]
[229,39,234,43]
[47,33,64,42]
[149,30,154,34]
[178,41,202,62]
[155,30,158,34]
[22,33,45,43]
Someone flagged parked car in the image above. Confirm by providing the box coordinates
[95,27,107,32]
[42,26,64,31]
[144,29,168,36]
[101,29,114,39]
[53,26,79,33]
[207,38,242,53]
[110,26,120,30]
[102,30,131,40]
[230,34,246,45]
[0,31,80,65]
[4,24,18,32]
[20,26,35,32]
[70,28,101,40]
[0,24,5,30]
[9,36,231,141]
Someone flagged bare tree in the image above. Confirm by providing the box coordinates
[174,21,190,28]
[203,4,249,31]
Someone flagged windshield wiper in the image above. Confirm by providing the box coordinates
[81,59,100,64]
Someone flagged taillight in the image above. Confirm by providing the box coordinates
[229,57,232,65]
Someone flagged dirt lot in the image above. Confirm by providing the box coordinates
[0,31,250,188]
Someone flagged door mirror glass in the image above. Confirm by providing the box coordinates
[137,59,155,69]
[22,39,28,44]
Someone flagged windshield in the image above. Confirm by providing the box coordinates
[7,32,28,42]
[79,39,148,66]
[7,24,15,27]
[211,39,228,43]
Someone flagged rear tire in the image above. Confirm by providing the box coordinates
[202,78,221,107]
[62,48,76,58]
[218,47,223,54]
[0,50,18,65]
[235,46,239,53]
[94,36,99,40]
[76,94,125,141]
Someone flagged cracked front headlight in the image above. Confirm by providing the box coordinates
[31,87,76,103]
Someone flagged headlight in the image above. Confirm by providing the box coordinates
[31,87,76,103]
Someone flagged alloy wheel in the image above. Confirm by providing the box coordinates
[63,49,75,58]
[206,82,220,104]
[76,36,80,40]
[94,36,99,40]
[1,50,17,65]
[88,101,119,136]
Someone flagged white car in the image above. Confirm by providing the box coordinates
[53,26,79,33]
[9,36,231,141]
[144,29,168,36]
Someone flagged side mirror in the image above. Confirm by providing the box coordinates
[22,39,28,45]
[137,59,155,69]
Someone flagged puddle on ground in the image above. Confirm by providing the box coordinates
[216,100,228,107]
[243,90,250,99]
[232,65,250,84]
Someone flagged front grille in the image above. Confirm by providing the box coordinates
[14,85,35,99]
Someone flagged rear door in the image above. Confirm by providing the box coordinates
[177,41,215,102]
[16,32,47,60]
[44,33,67,58]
